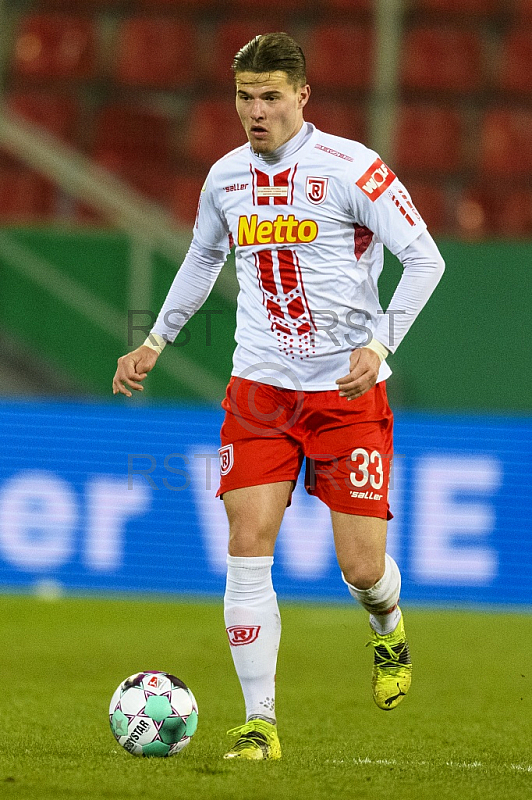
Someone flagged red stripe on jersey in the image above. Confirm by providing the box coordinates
[273,169,291,206]
[255,169,271,206]
[389,192,415,226]
[289,164,297,204]
[267,299,283,318]
[249,164,256,205]
[293,250,316,332]
[354,224,373,260]
[287,296,305,319]
[256,249,277,295]
[278,249,298,294]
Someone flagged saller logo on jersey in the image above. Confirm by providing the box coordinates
[226,625,261,646]
[356,158,396,201]
[238,214,318,246]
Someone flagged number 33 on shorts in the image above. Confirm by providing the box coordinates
[350,448,385,490]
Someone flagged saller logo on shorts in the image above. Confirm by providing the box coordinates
[238,214,318,246]
[226,625,261,646]
[356,158,396,201]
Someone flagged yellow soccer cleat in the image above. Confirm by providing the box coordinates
[223,719,281,760]
[368,611,412,711]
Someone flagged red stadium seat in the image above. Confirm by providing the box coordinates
[11,14,97,81]
[208,15,290,85]
[393,105,464,174]
[229,0,307,11]
[322,0,372,12]
[6,91,79,144]
[455,185,495,238]
[498,28,532,96]
[37,0,125,8]
[401,25,484,92]
[136,0,212,8]
[496,188,532,237]
[406,182,448,234]
[208,20,288,83]
[171,174,204,227]
[515,0,532,21]
[0,165,56,220]
[305,24,374,90]
[183,98,247,165]
[114,18,196,88]
[412,0,498,14]
[305,99,367,143]
[456,184,532,238]
[479,108,532,176]
[76,154,173,223]
[93,103,173,164]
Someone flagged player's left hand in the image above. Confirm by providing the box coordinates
[335,347,381,401]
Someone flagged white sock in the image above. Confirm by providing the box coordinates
[224,555,280,724]
[343,553,402,635]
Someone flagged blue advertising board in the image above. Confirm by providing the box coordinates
[0,400,530,606]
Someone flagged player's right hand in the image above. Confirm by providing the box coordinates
[112,345,159,397]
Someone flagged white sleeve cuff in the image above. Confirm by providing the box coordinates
[362,337,389,363]
[142,332,166,355]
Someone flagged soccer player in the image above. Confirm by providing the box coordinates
[113,33,445,761]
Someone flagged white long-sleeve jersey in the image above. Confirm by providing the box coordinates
[152,123,445,390]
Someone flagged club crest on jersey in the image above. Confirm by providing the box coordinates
[306,176,328,205]
[219,444,234,475]
[226,625,261,646]
[356,158,396,201]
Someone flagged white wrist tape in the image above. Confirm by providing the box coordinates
[362,337,389,364]
[142,332,166,355]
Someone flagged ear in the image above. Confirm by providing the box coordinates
[298,84,311,110]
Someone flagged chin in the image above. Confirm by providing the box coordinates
[251,141,274,155]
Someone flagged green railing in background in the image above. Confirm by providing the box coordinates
[0,228,530,412]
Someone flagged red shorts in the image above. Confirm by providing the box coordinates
[217,377,394,519]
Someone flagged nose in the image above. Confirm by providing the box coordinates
[250,99,265,120]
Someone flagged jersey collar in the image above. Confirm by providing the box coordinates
[250,122,316,165]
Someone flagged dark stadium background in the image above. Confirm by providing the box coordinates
[0,0,530,604]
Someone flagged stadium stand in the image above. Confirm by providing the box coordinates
[412,0,499,15]
[0,161,55,220]
[304,24,374,90]
[498,27,532,96]
[400,24,485,93]
[207,19,287,84]
[405,182,448,235]
[479,108,532,177]
[182,97,247,165]
[305,99,367,143]
[114,17,196,88]
[324,0,372,11]
[1,2,532,235]
[516,0,532,20]
[171,173,204,227]
[393,105,464,174]
[92,103,173,165]
[11,13,97,81]
[6,90,80,144]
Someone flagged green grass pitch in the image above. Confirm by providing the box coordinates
[0,595,530,800]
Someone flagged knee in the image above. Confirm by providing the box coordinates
[341,561,384,590]
[227,512,277,557]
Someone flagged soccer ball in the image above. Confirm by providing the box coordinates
[109,671,198,757]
